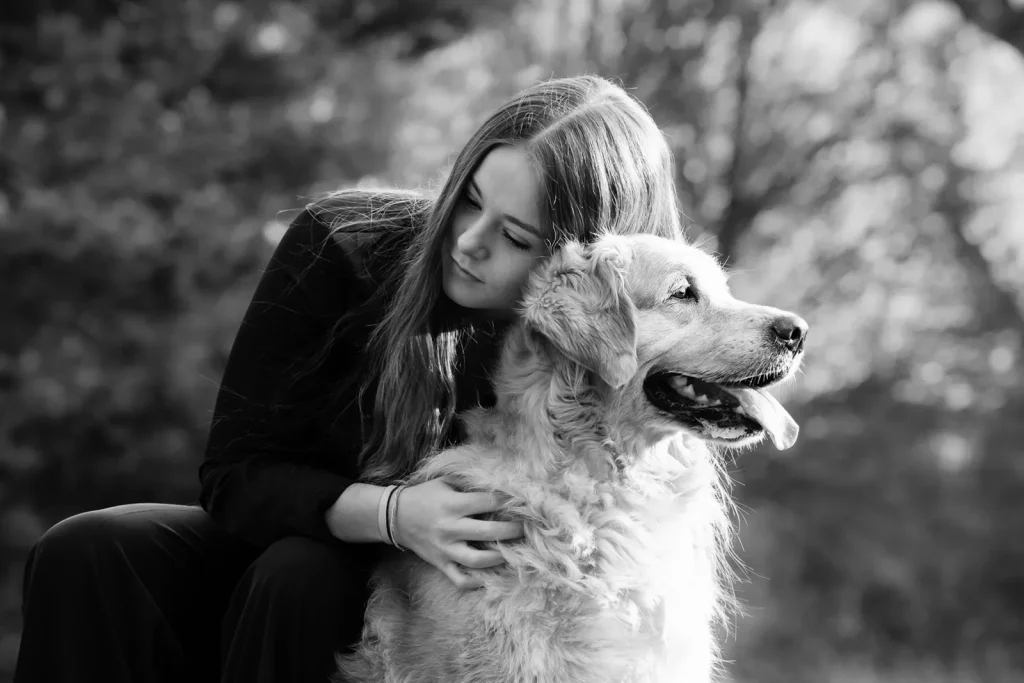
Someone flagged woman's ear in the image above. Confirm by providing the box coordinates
[520,235,638,388]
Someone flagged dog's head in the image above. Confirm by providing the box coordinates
[520,233,807,450]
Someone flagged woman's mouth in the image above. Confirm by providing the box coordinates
[451,257,483,283]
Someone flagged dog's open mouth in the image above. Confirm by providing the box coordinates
[643,372,799,449]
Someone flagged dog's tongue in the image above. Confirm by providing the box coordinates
[725,387,799,450]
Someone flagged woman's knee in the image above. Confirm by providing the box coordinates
[21,504,172,621]
[25,503,228,599]
[30,505,136,569]
[30,504,184,566]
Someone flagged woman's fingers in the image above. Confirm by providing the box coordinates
[442,562,485,591]
[456,517,524,542]
[398,478,510,591]
[454,490,507,516]
[404,476,524,589]
[450,545,506,570]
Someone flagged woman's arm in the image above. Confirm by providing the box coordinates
[325,483,388,543]
[199,206,377,549]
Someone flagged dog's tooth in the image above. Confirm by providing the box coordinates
[695,394,710,404]
[669,375,689,391]
[681,385,697,399]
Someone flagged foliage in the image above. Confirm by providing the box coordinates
[2,0,1023,680]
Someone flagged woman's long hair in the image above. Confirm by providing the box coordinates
[322,75,686,483]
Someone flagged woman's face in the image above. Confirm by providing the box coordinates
[442,146,552,316]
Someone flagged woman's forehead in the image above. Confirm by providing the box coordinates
[472,147,547,237]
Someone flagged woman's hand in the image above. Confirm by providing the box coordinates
[394,475,523,590]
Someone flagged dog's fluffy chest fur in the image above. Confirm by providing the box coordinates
[338,388,728,683]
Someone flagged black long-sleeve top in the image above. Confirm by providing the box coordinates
[198,204,500,550]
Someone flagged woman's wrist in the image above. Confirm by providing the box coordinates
[325,483,392,543]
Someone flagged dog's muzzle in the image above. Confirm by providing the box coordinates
[643,372,799,449]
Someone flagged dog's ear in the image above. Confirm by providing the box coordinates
[521,235,638,389]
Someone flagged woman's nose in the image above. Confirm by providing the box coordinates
[455,216,491,258]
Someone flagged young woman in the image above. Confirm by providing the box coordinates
[14,75,686,683]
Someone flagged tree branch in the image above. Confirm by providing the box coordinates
[936,165,1024,338]
[714,8,758,264]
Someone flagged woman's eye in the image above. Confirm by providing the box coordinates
[504,232,531,251]
[671,287,698,302]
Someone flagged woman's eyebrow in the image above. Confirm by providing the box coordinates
[469,178,543,238]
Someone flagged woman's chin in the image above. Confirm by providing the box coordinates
[440,278,479,310]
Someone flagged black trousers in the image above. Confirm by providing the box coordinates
[13,503,378,683]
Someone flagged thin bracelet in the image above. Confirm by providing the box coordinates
[383,485,399,545]
[388,485,407,551]
[385,484,399,547]
[377,485,396,545]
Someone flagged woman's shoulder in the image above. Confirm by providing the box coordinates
[298,189,430,286]
[267,190,425,299]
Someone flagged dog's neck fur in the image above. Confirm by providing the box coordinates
[467,325,681,483]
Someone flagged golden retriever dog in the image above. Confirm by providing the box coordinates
[335,233,807,683]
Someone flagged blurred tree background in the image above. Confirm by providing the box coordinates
[1,0,1022,680]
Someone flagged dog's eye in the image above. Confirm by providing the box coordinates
[671,287,698,302]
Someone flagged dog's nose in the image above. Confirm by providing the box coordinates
[771,314,808,351]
